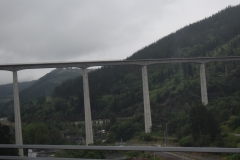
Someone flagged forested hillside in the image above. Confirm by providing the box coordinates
[0,81,36,97]
[20,68,83,103]
[15,4,240,148]
[0,68,82,117]
[0,81,36,117]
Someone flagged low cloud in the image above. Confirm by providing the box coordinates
[0,0,239,84]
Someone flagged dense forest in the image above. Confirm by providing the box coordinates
[2,4,240,158]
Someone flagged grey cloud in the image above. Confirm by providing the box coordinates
[0,0,171,63]
[0,0,240,84]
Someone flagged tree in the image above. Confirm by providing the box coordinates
[0,123,18,156]
[190,104,220,146]
[23,123,61,145]
[108,120,141,141]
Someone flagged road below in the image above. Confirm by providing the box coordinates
[154,151,224,160]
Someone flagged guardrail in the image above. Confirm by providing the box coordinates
[0,156,100,160]
[1,144,240,159]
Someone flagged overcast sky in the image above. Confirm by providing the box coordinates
[0,0,239,85]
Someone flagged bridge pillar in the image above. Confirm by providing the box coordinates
[141,65,152,133]
[13,71,24,156]
[200,63,208,105]
[82,68,93,145]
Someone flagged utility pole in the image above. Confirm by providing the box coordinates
[165,123,168,146]
[164,131,166,146]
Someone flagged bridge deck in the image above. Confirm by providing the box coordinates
[1,56,240,71]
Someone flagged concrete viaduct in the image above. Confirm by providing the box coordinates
[1,56,240,156]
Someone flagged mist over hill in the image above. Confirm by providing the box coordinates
[0,81,36,97]
[0,81,36,108]
[0,68,83,117]
[19,68,83,103]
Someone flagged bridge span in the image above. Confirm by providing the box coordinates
[1,56,240,71]
[1,56,240,156]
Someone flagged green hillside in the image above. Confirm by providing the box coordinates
[0,81,36,105]
[20,68,83,103]
[13,4,240,149]
[0,68,82,117]
[0,81,36,97]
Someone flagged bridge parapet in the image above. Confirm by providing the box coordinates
[1,144,240,153]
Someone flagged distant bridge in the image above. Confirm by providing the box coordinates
[1,56,240,156]
[1,56,240,71]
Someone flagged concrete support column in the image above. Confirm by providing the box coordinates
[13,71,24,156]
[200,63,208,105]
[82,68,93,145]
[141,65,152,133]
